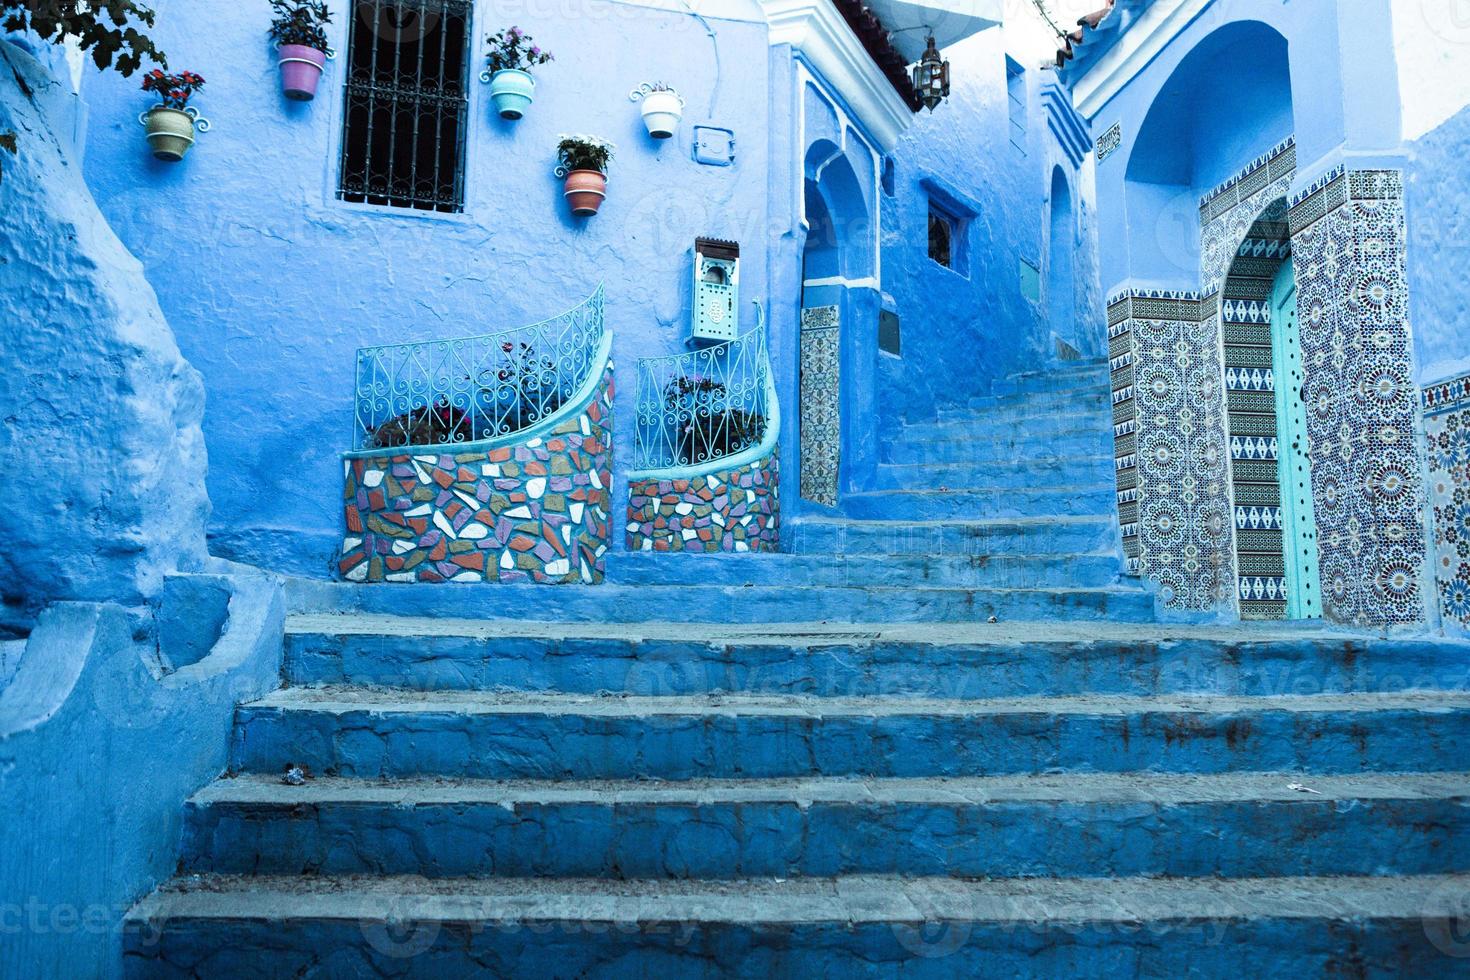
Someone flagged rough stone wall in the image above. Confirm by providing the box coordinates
[339,362,613,584]
[0,42,208,630]
[626,448,778,553]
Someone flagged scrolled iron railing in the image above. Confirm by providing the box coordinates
[353,284,606,451]
[633,324,772,472]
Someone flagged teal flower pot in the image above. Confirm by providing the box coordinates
[488,69,535,120]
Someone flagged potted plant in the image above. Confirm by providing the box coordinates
[662,375,765,465]
[482,27,552,120]
[270,0,333,102]
[556,135,614,216]
[630,82,685,140]
[140,69,207,161]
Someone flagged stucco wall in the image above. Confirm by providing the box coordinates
[76,0,774,576]
[1405,103,1470,385]
[876,30,1065,424]
[0,41,209,631]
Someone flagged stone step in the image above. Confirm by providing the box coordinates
[123,872,1470,976]
[882,432,1111,466]
[871,457,1115,491]
[988,365,1113,398]
[604,551,1123,589]
[230,688,1470,781]
[786,515,1118,556]
[282,617,1470,697]
[285,578,1154,625]
[840,487,1115,521]
[932,391,1110,425]
[180,772,1470,880]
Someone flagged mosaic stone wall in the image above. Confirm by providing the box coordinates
[337,363,613,584]
[1287,169,1427,626]
[1106,289,1235,611]
[799,305,840,507]
[626,448,780,553]
[1423,373,1470,630]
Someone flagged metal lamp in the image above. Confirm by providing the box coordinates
[912,35,950,112]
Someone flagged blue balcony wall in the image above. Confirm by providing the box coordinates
[75,0,776,576]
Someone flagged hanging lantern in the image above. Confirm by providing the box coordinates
[912,35,950,112]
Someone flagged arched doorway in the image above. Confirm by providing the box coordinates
[798,141,873,508]
[1046,167,1076,352]
[1221,200,1321,620]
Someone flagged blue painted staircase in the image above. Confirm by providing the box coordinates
[122,360,1470,975]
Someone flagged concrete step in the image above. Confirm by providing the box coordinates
[285,578,1154,625]
[230,688,1470,781]
[180,772,1470,880]
[123,872,1470,976]
[872,457,1115,491]
[282,617,1470,697]
[604,551,1123,589]
[786,515,1119,556]
[882,431,1111,466]
[988,363,1113,398]
[932,392,1110,425]
[840,487,1115,521]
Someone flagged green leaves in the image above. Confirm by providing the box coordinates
[2,0,166,76]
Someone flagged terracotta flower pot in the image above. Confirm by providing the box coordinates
[563,169,607,216]
[144,107,197,161]
[278,44,328,101]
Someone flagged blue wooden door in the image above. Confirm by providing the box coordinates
[1270,259,1322,619]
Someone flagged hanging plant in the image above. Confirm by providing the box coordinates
[629,82,685,140]
[269,0,333,101]
[555,134,613,216]
[481,26,553,120]
[140,69,209,161]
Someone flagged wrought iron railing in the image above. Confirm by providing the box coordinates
[633,326,772,471]
[353,285,606,450]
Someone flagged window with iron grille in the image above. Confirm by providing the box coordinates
[338,0,472,213]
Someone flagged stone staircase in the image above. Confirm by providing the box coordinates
[123,360,1470,975]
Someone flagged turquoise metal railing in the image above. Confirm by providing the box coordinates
[633,325,771,471]
[353,285,605,450]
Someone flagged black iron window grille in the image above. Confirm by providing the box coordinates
[338,0,472,213]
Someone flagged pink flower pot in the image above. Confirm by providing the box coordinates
[563,169,607,216]
[278,44,327,101]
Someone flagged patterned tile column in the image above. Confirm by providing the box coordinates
[1106,290,1235,612]
[1288,169,1428,626]
[1423,374,1470,630]
[800,306,840,507]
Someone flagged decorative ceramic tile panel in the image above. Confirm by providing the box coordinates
[337,362,613,584]
[1218,206,1293,620]
[1287,169,1428,626]
[1105,290,1235,611]
[627,448,780,553]
[1424,373,1470,630]
[800,306,841,507]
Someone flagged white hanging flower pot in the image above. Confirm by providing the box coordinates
[630,83,684,140]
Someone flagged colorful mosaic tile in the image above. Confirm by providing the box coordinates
[1287,169,1427,626]
[1425,372,1470,631]
[800,306,841,507]
[337,362,613,585]
[626,448,780,553]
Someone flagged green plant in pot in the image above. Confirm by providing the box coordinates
[270,0,333,102]
[140,69,208,161]
[556,134,614,216]
[482,26,552,120]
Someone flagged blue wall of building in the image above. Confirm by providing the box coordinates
[876,30,1050,426]
[76,0,777,575]
[1406,103,1470,385]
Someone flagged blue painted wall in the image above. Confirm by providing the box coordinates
[76,0,777,575]
[876,30,1042,425]
[1405,103,1470,385]
[0,41,210,632]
